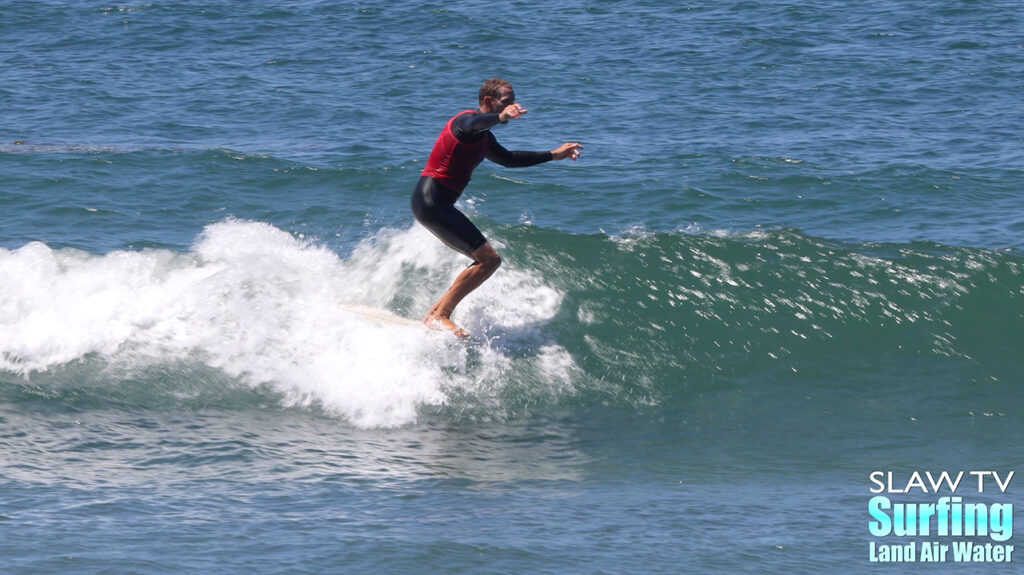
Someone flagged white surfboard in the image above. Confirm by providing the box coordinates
[341,305,421,327]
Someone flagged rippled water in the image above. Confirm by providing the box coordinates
[3,1,1022,573]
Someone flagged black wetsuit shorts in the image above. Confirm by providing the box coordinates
[411,176,487,258]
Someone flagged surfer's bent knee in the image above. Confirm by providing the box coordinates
[471,243,501,270]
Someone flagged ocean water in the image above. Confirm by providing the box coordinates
[2,1,1022,573]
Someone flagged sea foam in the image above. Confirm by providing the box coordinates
[0,220,576,427]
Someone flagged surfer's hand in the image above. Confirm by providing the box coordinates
[551,142,583,161]
[499,103,527,123]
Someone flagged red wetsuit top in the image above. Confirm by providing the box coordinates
[421,110,489,195]
[421,110,553,200]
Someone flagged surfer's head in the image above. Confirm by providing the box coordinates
[479,78,515,115]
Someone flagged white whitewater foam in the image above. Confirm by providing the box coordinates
[0,220,577,427]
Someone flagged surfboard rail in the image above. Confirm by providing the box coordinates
[340,305,420,327]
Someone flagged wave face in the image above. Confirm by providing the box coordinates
[3,220,1020,429]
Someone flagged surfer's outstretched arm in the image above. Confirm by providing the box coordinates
[485,139,583,167]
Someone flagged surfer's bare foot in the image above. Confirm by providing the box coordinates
[423,314,470,338]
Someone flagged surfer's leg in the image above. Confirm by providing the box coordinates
[424,242,501,338]
[412,177,499,337]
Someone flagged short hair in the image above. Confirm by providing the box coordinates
[479,78,512,105]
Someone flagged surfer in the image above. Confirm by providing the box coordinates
[412,78,583,337]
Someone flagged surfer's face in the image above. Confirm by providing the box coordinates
[488,88,515,114]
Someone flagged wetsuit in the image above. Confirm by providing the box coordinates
[412,110,553,257]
